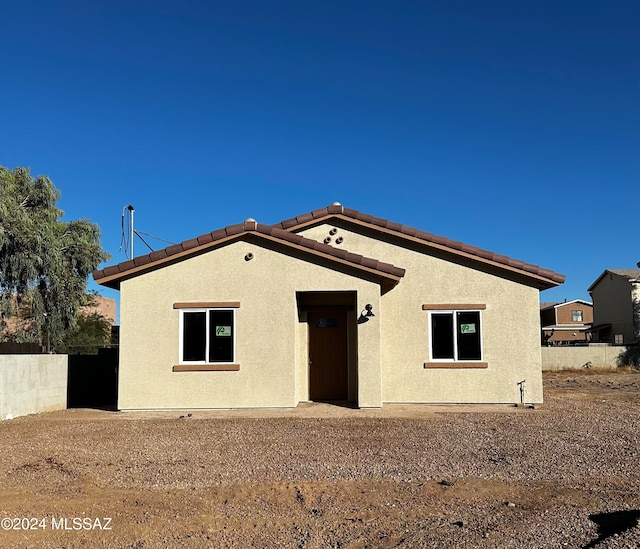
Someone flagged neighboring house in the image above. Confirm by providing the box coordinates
[1,294,116,338]
[93,203,564,410]
[540,299,593,345]
[83,295,117,325]
[588,269,640,344]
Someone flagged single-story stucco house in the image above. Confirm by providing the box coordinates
[93,203,564,410]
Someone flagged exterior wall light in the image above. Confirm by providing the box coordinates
[358,304,375,323]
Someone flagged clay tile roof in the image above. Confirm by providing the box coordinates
[332,248,348,260]
[165,243,184,256]
[94,203,562,290]
[430,235,448,246]
[118,260,136,272]
[279,217,299,229]
[414,230,434,241]
[93,215,406,289]
[371,217,388,228]
[133,255,152,267]
[297,213,314,224]
[225,223,245,236]
[211,228,227,240]
[356,212,374,223]
[345,252,364,264]
[361,257,378,270]
[402,226,418,238]
[197,233,213,245]
[149,250,168,262]
[271,203,565,288]
[243,219,257,231]
[182,238,199,251]
[277,229,302,244]
[103,265,121,277]
[461,244,479,255]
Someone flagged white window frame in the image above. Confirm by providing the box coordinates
[571,310,583,322]
[179,308,236,364]
[427,309,484,362]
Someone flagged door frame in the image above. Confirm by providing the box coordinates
[307,309,349,401]
[297,291,357,403]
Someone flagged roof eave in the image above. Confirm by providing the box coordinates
[281,212,565,290]
[93,229,404,291]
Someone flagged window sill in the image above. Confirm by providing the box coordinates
[424,362,488,369]
[173,364,240,372]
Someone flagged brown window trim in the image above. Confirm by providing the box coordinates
[424,362,488,369]
[173,364,240,372]
[173,302,240,309]
[422,304,486,310]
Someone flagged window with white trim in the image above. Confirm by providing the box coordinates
[571,310,583,322]
[180,308,235,363]
[428,310,483,361]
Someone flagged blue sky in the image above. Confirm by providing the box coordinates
[1,1,638,309]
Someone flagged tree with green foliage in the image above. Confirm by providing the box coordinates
[0,166,110,350]
[58,310,113,355]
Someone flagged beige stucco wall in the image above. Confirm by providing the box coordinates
[299,223,544,404]
[118,238,382,410]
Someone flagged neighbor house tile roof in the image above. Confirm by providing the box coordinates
[274,203,565,288]
[93,219,405,290]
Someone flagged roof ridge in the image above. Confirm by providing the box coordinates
[93,218,405,288]
[274,204,565,287]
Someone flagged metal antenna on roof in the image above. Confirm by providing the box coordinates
[120,204,135,259]
[127,204,134,258]
[120,204,175,259]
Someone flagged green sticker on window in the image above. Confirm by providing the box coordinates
[216,326,232,336]
[461,323,476,334]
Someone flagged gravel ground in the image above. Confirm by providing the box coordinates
[0,370,638,548]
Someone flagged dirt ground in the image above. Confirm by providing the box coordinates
[1,369,639,548]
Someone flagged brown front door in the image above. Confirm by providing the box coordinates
[308,310,348,401]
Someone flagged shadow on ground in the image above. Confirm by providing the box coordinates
[583,510,640,548]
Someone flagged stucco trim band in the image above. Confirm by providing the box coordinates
[173,302,241,309]
[172,364,240,372]
[422,304,487,310]
[424,362,488,369]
